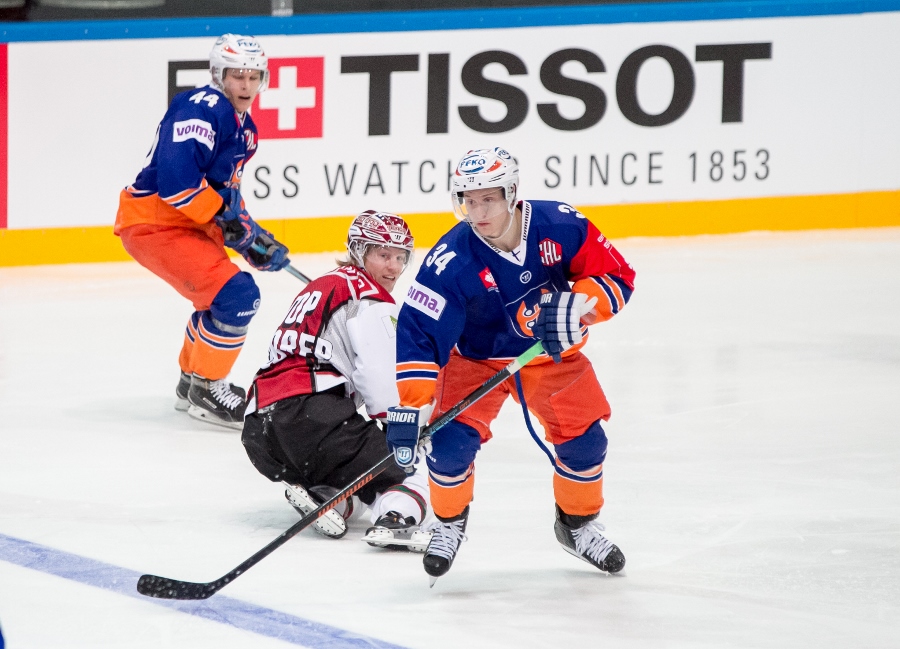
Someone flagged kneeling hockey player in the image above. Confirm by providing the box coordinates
[386,147,636,583]
[242,211,431,551]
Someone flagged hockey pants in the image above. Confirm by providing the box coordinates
[242,389,418,507]
[427,350,611,518]
[120,223,258,380]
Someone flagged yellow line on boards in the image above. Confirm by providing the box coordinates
[580,190,900,238]
[1,190,898,267]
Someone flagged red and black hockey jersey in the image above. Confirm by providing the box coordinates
[249,265,400,419]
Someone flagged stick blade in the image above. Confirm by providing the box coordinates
[137,573,219,600]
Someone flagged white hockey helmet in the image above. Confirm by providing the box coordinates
[210,33,270,93]
[347,210,415,271]
[451,147,519,222]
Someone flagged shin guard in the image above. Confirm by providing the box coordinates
[552,420,608,516]
[428,467,474,520]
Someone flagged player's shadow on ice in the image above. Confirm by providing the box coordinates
[69,396,243,434]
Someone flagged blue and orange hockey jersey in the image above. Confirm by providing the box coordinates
[396,200,635,408]
[115,85,258,233]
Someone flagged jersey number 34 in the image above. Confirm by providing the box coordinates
[425,244,457,276]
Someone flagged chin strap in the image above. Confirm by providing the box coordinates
[482,209,517,242]
[471,209,521,253]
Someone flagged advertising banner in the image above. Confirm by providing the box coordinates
[0,3,898,265]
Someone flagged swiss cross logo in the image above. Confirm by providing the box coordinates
[478,267,498,292]
[539,239,562,267]
[252,57,324,139]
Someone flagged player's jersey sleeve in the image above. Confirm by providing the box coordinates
[395,247,468,408]
[346,299,401,419]
[153,92,229,223]
[566,218,636,324]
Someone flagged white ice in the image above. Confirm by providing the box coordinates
[1,228,899,648]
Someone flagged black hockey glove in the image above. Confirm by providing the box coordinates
[214,188,289,272]
[244,231,289,272]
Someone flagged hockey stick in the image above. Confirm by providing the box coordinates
[282,263,311,283]
[137,340,545,600]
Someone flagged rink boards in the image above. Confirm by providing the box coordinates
[0,1,899,265]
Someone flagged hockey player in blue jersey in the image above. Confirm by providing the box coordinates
[385,147,636,584]
[115,34,289,429]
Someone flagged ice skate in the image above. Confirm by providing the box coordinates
[283,483,347,539]
[186,374,247,430]
[423,506,469,586]
[363,511,432,552]
[177,371,245,412]
[554,506,625,574]
[175,371,192,411]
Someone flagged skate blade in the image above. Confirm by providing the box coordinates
[559,543,624,574]
[428,576,438,588]
[312,521,348,539]
[361,532,430,553]
[175,397,189,412]
[187,405,243,430]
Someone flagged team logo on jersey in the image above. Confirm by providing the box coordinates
[478,267,498,292]
[516,300,539,337]
[539,239,562,266]
[404,281,446,320]
[253,57,324,139]
[173,119,216,150]
[243,128,257,151]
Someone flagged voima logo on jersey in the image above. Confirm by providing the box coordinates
[173,119,216,150]
[404,281,446,320]
[252,57,325,139]
[539,239,562,266]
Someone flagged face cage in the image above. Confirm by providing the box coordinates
[451,183,517,223]
[348,241,413,273]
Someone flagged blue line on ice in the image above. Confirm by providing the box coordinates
[0,532,408,649]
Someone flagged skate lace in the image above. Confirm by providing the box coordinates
[210,379,243,410]
[572,522,615,563]
[425,519,467,560]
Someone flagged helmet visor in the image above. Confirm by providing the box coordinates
[452,187,511,223]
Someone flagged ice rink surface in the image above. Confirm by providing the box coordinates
[1,228,899,648]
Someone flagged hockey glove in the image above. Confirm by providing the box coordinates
[214,188,290,272]
[214,187,260,253]
[244,232,290,272]
[386,404,433,474]
[533,291,598,363]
